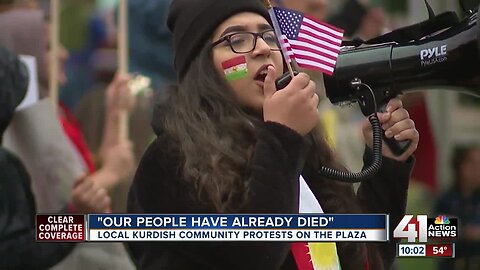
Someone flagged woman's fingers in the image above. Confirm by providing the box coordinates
[382,108,409,131]
[385,118,415,138]
[385,98,403,113]
[396,129,419,161]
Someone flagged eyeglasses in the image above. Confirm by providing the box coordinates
[211,30,281,54]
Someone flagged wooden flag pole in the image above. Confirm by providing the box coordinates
[118,0,129,140]
[263,0,296,78]
[49,0,59,112]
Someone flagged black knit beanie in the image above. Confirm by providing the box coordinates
[167,0,271,81]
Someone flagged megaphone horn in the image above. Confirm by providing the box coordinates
[324,4,480,110]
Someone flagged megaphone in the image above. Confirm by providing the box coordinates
[275,4,479,182]
[324,4,480,114]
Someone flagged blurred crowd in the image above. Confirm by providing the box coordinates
[0,0,479,270]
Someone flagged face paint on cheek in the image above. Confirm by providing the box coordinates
[221,56,248,82]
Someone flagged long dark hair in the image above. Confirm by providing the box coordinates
[163,42,382,269]
[163,43,259,213]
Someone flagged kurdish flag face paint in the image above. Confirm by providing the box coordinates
[222,56,248,82]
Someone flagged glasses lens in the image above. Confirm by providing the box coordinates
[263,30,280,50]
[229,33,255,53]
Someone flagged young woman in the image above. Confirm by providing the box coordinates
[127,0,419,269]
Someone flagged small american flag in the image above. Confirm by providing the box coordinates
[272,7,344,75]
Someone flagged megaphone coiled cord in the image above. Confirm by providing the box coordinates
[315,81,383,182]
[317,113,383,182]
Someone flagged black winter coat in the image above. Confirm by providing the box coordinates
[126,120,414,270]
[0,149,75,269]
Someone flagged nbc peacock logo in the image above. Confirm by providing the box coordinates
[434,216,450,225]
[428,215,457,239]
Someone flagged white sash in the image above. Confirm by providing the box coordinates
[299,175,324,213]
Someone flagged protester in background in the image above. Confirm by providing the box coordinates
[75,0,176,173]
[74,0,177,213]
[43,12,137,270]
[0,5,136,269]
[435,145,480,270]
[0,4,135,205]
[0,45,111,270]
[46,37,135,191]
[127,0,419,269]
[0,3,73,212]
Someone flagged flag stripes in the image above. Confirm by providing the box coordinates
[273,7,344,75]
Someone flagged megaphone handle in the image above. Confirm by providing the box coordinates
[382,133,411,156]
[275,70,299,90]
[379,104,412,156]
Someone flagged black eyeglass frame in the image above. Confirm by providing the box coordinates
[211,29,282,53]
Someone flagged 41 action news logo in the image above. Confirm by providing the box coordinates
[393,215,457,242]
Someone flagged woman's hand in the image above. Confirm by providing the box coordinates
[106,73,135,114]
[362,98,419,162]
[263,67,319,136]
[71,174,112,213]
[98,73,136,168]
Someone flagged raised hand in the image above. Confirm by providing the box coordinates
[362,98,419,162]
[105,73,135,114]
[263,66,319,136]
[71,175,112,213]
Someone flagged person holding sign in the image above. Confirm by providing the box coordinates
[0,45,111,270]
[127,0,419,269]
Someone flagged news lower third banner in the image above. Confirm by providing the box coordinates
[36,214,389,242]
